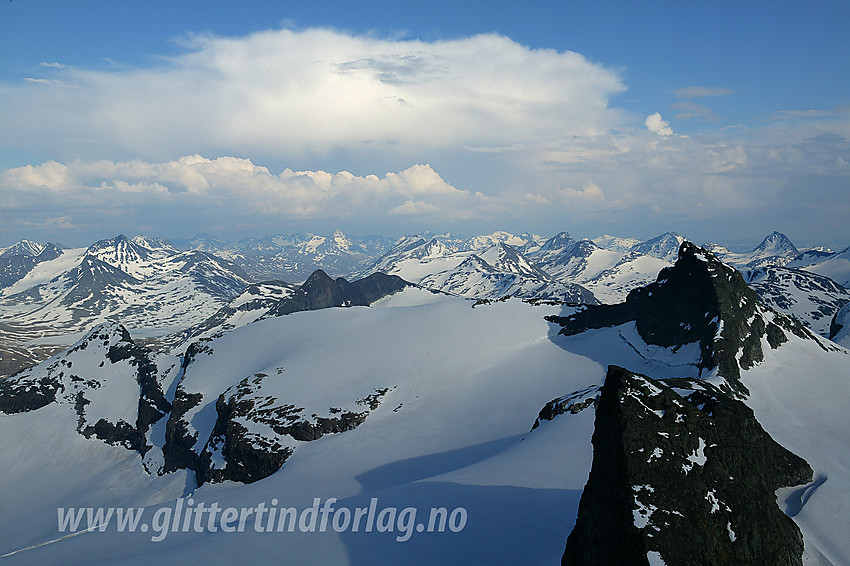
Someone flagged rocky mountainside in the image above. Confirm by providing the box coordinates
[0,272,417,486]
[562,366,811,566]
[745,265,849,336]
[829,302,850,348]
[0,235,252,376]
[0,322,173,457]
[0,241,63,289]
[543,242,845,565]
[264,269,412,317]
[549,242,829,396]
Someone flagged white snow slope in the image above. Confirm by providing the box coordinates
[1,289,848,565]
[1,292,600,564]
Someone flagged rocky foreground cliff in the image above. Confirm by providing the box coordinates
[545,242,832,565]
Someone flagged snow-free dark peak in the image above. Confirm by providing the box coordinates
[265,269,412,317]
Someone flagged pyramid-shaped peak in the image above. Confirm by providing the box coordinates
[302,269,334,286]
[88,234,137,250]
[331,229,353,247]
[537,231,574,252]
[754,231,798,255]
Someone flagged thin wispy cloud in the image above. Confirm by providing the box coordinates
[765,108,841,122]
[673,86,733,98]
[672,101,721,122]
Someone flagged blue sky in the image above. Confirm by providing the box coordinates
[1,1,848,248]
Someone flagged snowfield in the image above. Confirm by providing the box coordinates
[1,292,602,564]
[1,232,849,565]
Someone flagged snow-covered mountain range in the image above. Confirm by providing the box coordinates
[1,240,848,565]
[1,229,848,380]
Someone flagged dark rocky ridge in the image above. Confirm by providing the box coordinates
[163,367,391,485]
[562,366,811,566]
[547,241,809,396]
[265,269,412,317]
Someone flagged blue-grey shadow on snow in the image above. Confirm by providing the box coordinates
[355,435,524,493]
[335,436,581,565]
[544,304,701,380]
[336,481,580,565]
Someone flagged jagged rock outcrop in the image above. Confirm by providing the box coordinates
[532,385,600,429]
[265,270,411,317]
[0,322,170,454]
[197,376,389,484]
[548,241,813,396]
[562,366,812,566]
[163,352,392,484]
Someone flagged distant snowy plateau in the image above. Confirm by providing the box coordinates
[0,230,848,565]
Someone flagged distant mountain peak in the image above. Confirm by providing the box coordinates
[631,232,685,261]
[754,231,799,255]
[479,242,551,280]
[0,239,48,258]
[539,231,574,251]
[131,235,177,251]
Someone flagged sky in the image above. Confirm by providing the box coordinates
[1,0,848,249]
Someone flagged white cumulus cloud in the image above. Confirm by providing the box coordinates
[1,28,625,166]
[645,112,673,136]
[0,156,490,241]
